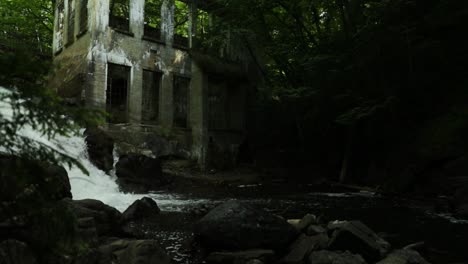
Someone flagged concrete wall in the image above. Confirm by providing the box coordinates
[51,0,253,169]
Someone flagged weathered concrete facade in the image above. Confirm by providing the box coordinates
[51,0,256,169]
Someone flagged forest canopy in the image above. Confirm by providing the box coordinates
[1,0,468,186]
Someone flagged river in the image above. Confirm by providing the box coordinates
[3,87,467,264]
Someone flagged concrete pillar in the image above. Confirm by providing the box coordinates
[86,60,107,110]
[128,65,143,123]
[161,0,174,46]
[188,1,197,48]
[159,0,175,128]
[160,71,174,128]
[190,62,208,169]
[52,1,60,53]
[130,0,144,39]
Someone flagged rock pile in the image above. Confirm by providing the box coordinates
[194,201,431,264]
[1,152,172,264]
[115,154,169,193]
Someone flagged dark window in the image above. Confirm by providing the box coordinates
[106,63,130,123]
[208,78,228,129]
[142,70,162,124]
[173,76,190,128]
[144,0,163,41]
[56,0,65,51]
[67,0,75,45]
[78,0,88,34]
[109,0,130,32]
[173,0,189,47]
[196,9,210,38]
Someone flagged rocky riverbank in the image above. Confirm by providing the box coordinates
[1,127,468,263]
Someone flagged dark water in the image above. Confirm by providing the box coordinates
[137,185,468,264]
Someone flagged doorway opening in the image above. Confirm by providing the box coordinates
[106,63,130,123]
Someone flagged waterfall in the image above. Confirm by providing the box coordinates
[1,87,205,212]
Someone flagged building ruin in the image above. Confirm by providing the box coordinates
[51,0,259,169]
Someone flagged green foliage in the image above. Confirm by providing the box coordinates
[174,0,190,36]
[111,0,130,19]
[0,0,54,53]
[200,0,468,181]
[0,0,104,171]
[145,0,163,28]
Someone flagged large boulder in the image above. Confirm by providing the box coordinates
[194,200,298,250]
[0,240,38,264]
[306,225,327,236]
[452,185,468,217]
[455,203,468,218]
[42,163,72,199]
[327,220,390,262]
[122,197,160,223]
[296,214,318,232]
[376,249,430,264]
[206,250,275,264]
[65,199,122,236]
[0,154,71,204]
[97,239,171,264]
[85,127,114,173]
[115,154,168,193]
[281,234,329,264]
[308,250,367,264]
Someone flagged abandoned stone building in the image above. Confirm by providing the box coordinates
[51,0,259,169]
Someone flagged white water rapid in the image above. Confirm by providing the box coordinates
[1,87,205,212]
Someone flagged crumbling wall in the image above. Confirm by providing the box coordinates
[51,0,253,169]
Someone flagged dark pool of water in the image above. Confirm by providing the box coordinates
[141,184,468,264]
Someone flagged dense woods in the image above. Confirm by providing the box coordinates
[203,0,468,194]
[2,0,468,192]
[1,1,468,264]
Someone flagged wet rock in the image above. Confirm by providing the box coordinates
[65,199,122,236]
[327,220,390,262]
[122,197,160,223]
[189,204,212,216]
[146,135,189,158]
[308,250,367,264]
[76,216,99,244]
[296,214,318,232]
[306,225,327,236]
[0,154,71,202]
[0,240,37,264]
[288,219,301,229]
[246,260,264,264]
[455,203,468,217]
[42,163,72,199]
[452,185,468,217]
[115,154,168,193]
[376,249,430,264]
[97,239,171,264]
[194,200,298,250]
[85,127,114,173]
[206,249,275,264]
[281,233,329,264]
[72,249,100,264]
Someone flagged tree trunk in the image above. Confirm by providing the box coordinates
[340,125,355,183]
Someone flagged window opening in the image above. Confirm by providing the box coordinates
[78,0,88,34]
[109,0,130,32]
[142,70,162,124]
[67,0,75,44]
[173,75,190,128]
[144,0,163,41]
[208,78,228,129]
[106,63,130,123]
[55,0,65,51]
[174,0,189,47]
